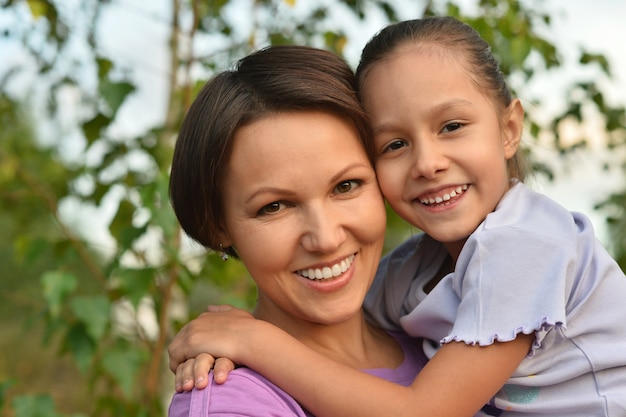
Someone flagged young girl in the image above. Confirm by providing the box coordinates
[169,16,626,416]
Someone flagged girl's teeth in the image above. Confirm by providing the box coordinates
[420,184,468,206]
[298,255,355,280]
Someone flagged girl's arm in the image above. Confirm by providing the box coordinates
[169,307,533,417]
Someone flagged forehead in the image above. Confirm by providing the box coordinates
[373,43,501,105]
[360,45,499,117]
[366,43,469,86]
[233,110,362,152]
[226,111,369,184]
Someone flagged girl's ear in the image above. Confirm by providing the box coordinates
[502,98,524,159]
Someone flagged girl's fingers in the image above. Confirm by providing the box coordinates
[211,357,236,385]
[206,304,236,312]
[175,355,215,392]
[192,353,217,389]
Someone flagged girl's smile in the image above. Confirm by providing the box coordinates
[417,184,469,207]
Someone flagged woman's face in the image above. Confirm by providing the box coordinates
[220,111,386,332]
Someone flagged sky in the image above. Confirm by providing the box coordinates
[3,0,625,250]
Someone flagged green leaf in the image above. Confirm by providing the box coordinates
[82,112,111,145]
[102,347,146,398]
[139,174,178,238]
[0,152,18,183]
[62,323,96,373]
[119,224,149,253]
[100,80,135,116]
[580,51,611,75]
[96,56,113,79]
[13,236,49,265]
[116,268,155,308]
[70,295,111,341]
[12,393,58,417]
[0,379,16,410]
[41,271,78,317]
[110,199,136,243]
[509,36,531,66]
[25,0,48,19]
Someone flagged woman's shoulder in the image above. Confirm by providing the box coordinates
[380,232,448,279]
[168,368,311,417]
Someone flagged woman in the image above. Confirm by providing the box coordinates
[167,45,427,416]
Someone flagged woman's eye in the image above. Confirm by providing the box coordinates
[441,122,463,133]
[335,180,360,194]
[258,201,284,215]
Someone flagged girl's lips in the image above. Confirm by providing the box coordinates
[295,254,356,280]
[418,184,469,206]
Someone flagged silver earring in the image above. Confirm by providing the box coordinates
[219,244,229,262]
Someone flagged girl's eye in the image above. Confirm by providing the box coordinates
[441,122,463,133]
[334,180,361,194]
[257,201,285,216]
[382,139,407,153]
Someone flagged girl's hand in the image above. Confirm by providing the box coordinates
[174,354,236,391]
[168,305,255,389]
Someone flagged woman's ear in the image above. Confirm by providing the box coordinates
[216,230,233,250]
[502,98,524,159]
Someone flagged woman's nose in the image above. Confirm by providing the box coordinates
[300,203,347,253]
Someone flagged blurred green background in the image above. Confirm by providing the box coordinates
[1,0,625,416]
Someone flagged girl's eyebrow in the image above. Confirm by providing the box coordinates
[428,99,474,117]
[372,123,399,135]
[372,99,474,135]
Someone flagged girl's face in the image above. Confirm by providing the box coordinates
[220,111,386,333]
[361,46,523,259]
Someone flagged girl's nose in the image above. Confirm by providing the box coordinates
[410,138,448,180]
[300,203,347,253]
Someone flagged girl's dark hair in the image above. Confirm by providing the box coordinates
[169,45,372,257]
[356,16,528,181]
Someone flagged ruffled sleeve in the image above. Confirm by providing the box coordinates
[443,225,571,352]
[441,184,578,353]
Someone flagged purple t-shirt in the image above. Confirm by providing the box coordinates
[168,332,427,416]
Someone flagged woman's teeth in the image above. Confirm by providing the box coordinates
[297,254,355,280]
[419,184,468,205]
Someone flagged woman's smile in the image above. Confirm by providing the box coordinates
[296,254,356,280]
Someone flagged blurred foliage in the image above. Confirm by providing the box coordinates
[0,0,624,416]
